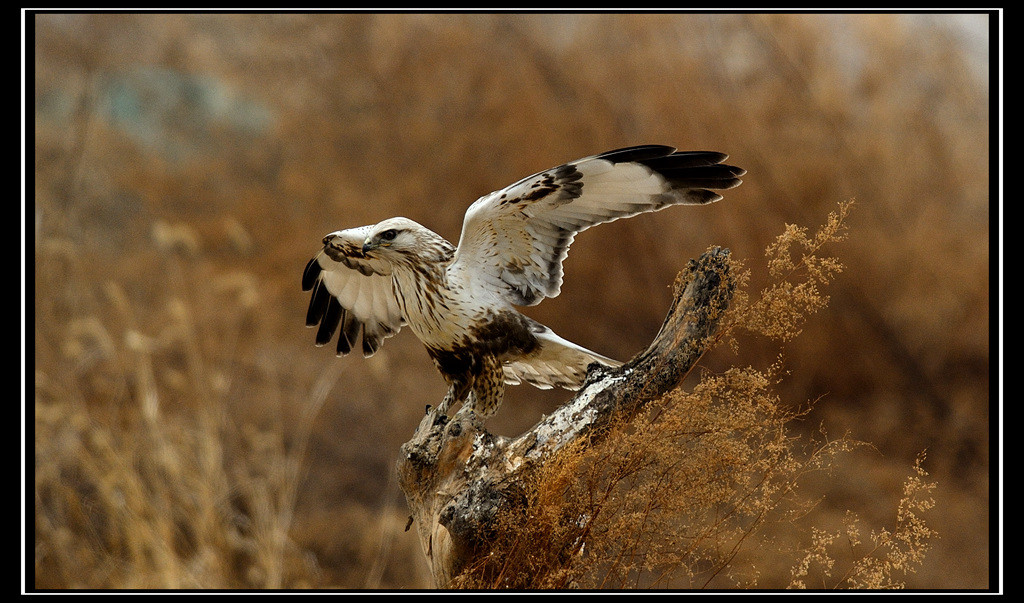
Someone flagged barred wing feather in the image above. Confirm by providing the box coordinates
[451,145,744,307]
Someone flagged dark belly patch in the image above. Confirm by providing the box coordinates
[426,311,539,381]
[470,311,539,358]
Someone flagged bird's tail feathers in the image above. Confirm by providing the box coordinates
[502,327,621,390]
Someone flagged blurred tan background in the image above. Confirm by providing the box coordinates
[32,13,993,589]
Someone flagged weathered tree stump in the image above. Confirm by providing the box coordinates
[397,247,735,588]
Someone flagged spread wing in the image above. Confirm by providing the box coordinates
[451,145,745,306]
[302,225,405,357]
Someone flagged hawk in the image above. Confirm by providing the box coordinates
[302,145,744,418]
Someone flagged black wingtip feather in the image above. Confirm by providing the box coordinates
[305,280,330,327]
[302,255,323,291]
[682,189,725,205]
[337,310,360,356]
[643,153,745,191]
[315,297,342,346]
[596,145,677,164]
[362,334,381,358]
[645,150,730,169]
[597,146,745,190]
[661,174,745,191]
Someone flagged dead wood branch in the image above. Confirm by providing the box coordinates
[397,247,735,587]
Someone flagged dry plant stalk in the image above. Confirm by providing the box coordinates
[788,453,937,589]
[729,199,852,343]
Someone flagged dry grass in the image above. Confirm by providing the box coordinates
[30,12,993,590]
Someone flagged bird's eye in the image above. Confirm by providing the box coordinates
[380,229,398,241]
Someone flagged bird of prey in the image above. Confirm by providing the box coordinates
[302,145,744,418]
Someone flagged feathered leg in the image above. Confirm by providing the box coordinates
[469,355,505,418]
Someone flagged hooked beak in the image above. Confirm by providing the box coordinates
[361,239,376,254]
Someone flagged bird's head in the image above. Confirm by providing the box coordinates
[359,217,453,264]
